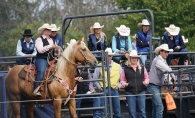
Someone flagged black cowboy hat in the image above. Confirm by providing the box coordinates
[20,29,35,36]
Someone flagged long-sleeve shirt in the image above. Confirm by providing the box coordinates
[35,35,54,54]
[16,38,37,56]
[120,66,149,87]
[92,61,122,89]
[112,35,132,53]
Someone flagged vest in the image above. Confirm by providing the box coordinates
[99,62,120,88]
[163,32,180,49]
[149,56,166,86]
[114,33,128,51]
[36,36,55,60]
[124,66,146,92]
[136,30,150,52]
[20,38,35,54]
[76,68,89,94]
[89,34,105,51]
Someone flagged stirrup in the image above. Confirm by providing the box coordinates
[32,86,41,96]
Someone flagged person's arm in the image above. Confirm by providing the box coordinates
[31,47,37,56]
[112,36,119,53]
[156,60,172,72]
[88,69,94,90]
[104,34,107,50]
[35,37,53,53]
[87,34,93,51]
[16,39,26,56]
[127,36,132,51]
[92,66,101,89]
[136,33,149,48]
[120,69,127,87]
[143,67,149,85]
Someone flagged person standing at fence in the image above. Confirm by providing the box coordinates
[148,44,176,118]
[93,47,122,118]
[136,19,151,66]
[33,23,58,96]
[112,25,132,64]
[50,24,63,48]
[16,29,37,65]
[120,50,149,118]
[88,22,107,60]
[162,24,188,65]
[74,67,102,118]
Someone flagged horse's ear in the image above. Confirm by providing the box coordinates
[77,37,84,44]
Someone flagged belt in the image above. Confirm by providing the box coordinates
[149,83,161,87]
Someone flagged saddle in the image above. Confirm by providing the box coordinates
[18,59,57,98]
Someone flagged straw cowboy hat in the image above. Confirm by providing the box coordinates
[115,25,130,36]
[165,24,180,36]
[105,48,115,55]
[90,22,104,33]
[137,19,150,27]
[50,24,60,32]
[20,29,35,36]
[37,23,53,35]
[155,44,173,54]
[125,50,140,59]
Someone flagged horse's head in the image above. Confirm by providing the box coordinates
[73,37,98,67]
[63,38,98,67]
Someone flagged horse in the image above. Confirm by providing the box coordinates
[5,38,98,118]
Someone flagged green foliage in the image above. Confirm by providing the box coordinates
[115,0,195,51]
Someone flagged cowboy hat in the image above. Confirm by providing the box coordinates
[37,23,53,35]
[131,34,137,39]
[105,48,115,55]
[182,35,188,43]
[115,25,130,36]
[50,24,60,31]
[155,44,173,54]
[90,22,104,33]
[20,29,35,36]
[137,19,150,27]
[125,50,140,59]
[165,24,180,36]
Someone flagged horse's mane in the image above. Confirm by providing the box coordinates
[57,39,77,71]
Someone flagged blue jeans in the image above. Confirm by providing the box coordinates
[75,94,102,118]
[16,57,35,65]
[101,88,122,118]
[166,48,188,65]
[139,54,147,66]
[34,58,48,90]
[126,91,146,118]
[113,52,127,64]
[148,84,164,118]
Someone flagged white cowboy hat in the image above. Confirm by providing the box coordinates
[131,34,137,39]
[50,24,60,31]
[37,23,52,35]
[125,50,140,59]
[165,24,180,36]
[90,22,104,33]
[155,44,173,54]
[105,48,115,55]
[137,19,150,27]
[182,35,188,43]
[115,25,130,36]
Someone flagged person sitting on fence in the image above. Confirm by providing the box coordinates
[121,50,149,118]
[136,19,151,66]
[73,67,102,118]
[92,47,122,118]
[111,25,132,64]
[16,29,37,65]
[50,24,63,48]
[88,22,107,60]
[162,24,188,65]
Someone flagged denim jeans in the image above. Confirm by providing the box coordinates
[112,52,127,64]
[100,88,122,118]
[166,48,188,65]
[126,91,146,118]
[148,84,164,118]
[16,57,35,65]
[34,58,48,90]
[139,55,147,66]
[75,94,102,118]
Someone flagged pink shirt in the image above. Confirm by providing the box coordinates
[120,66,149,87]
[35,35,54,54]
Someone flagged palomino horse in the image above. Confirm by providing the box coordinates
[5,38,98,118]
